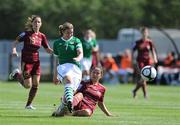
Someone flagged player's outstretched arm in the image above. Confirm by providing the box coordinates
[98,101,112,116]
[73,48,83,62]
[12,40,19,57]
[151,47,158,64]
[45,47,53,54]
[53,57,60,85]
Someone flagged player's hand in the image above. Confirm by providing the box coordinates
[12,52,18,57]
[108,114,113,117]
[107,113,113,117]
[53,76,60,85]
[12,48,18,57]
[73,58,78,62]
[154,59,158,64]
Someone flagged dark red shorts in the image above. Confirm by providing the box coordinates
[137,60,151,69]
[21,61,41,79]
[74,100,93,115]
[135,60,151,80]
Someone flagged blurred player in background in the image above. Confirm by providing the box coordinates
[132,27,158,98]
[52,66,112,117]
[80,29,98,81]
[9,15,53,109]
[52,22,83,113]
[91,30,101,68]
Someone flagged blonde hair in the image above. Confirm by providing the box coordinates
[84,29,93,35]
[83,29,96,39]
[25,15,41,31]
[91,30,96,39]
[59,22,73,36]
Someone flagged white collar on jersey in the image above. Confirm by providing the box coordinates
[61,36,73,42]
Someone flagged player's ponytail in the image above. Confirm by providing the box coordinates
[58,25,64,36]
[58,22,74,36]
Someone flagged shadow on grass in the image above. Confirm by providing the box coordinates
[0,115,57,118]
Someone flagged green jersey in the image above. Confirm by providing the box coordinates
[81,38,97,59]
[53,36,82,68]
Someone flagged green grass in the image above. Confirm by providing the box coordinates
[0,81,180,125]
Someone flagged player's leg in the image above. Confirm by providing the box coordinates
[63,76,74,113]
[52,92,83,117]
[132,76,141,98]
[52,64,71,116]
[22,62,34,89]
[132,62,143,98]
[141,61,152,98]
[54,64,82,114]
[142,81,147,98]
[72,109,92,117]
[25,75,40,109]
[52,97,68,117]
[52,75,74,114]
[9,62,32,88]
[132,83,142,98]
[25,62,40,109]
[53,92,83,116]
[9,68,24,85]
[81,58,91,81]
[9,64,25,87]
[64,65,82,113]
[84,59,92,81]
[73,92,83,107]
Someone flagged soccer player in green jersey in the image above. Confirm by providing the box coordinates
[80,29,98,81]
[52,22,83,114]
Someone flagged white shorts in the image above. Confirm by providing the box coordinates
[57,63,82,91]
[80,58,92,71]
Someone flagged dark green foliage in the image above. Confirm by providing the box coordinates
[0,0,179,39]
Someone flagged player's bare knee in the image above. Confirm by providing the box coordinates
[23,79,31,89]
[23,72,31,79]
[84,109,92,116]
[73,93,83,105]
[32,84,38,89]
[76,92,83,99]
[24,83,31,89]
[63,76,72,83]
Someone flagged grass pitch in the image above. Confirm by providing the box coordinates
[0,81,180,125]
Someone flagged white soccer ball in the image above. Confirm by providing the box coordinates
[141,65,157,81]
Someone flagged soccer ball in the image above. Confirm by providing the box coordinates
[141,65,157,81]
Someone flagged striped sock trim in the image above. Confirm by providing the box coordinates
[64,86,73,103]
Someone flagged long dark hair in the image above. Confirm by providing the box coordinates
[25,15,41,31]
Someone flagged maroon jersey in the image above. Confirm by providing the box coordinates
[75,80,106,112]
[16,31,49,63]
[133,39,154,62]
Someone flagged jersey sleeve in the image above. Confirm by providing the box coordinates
[41,34,49,49]
[149,40,155,50]
[16,32,26,42]
[99,86,106,102]
[75,38,82,50]
[92,39,97,48]
[132,41,138,51]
